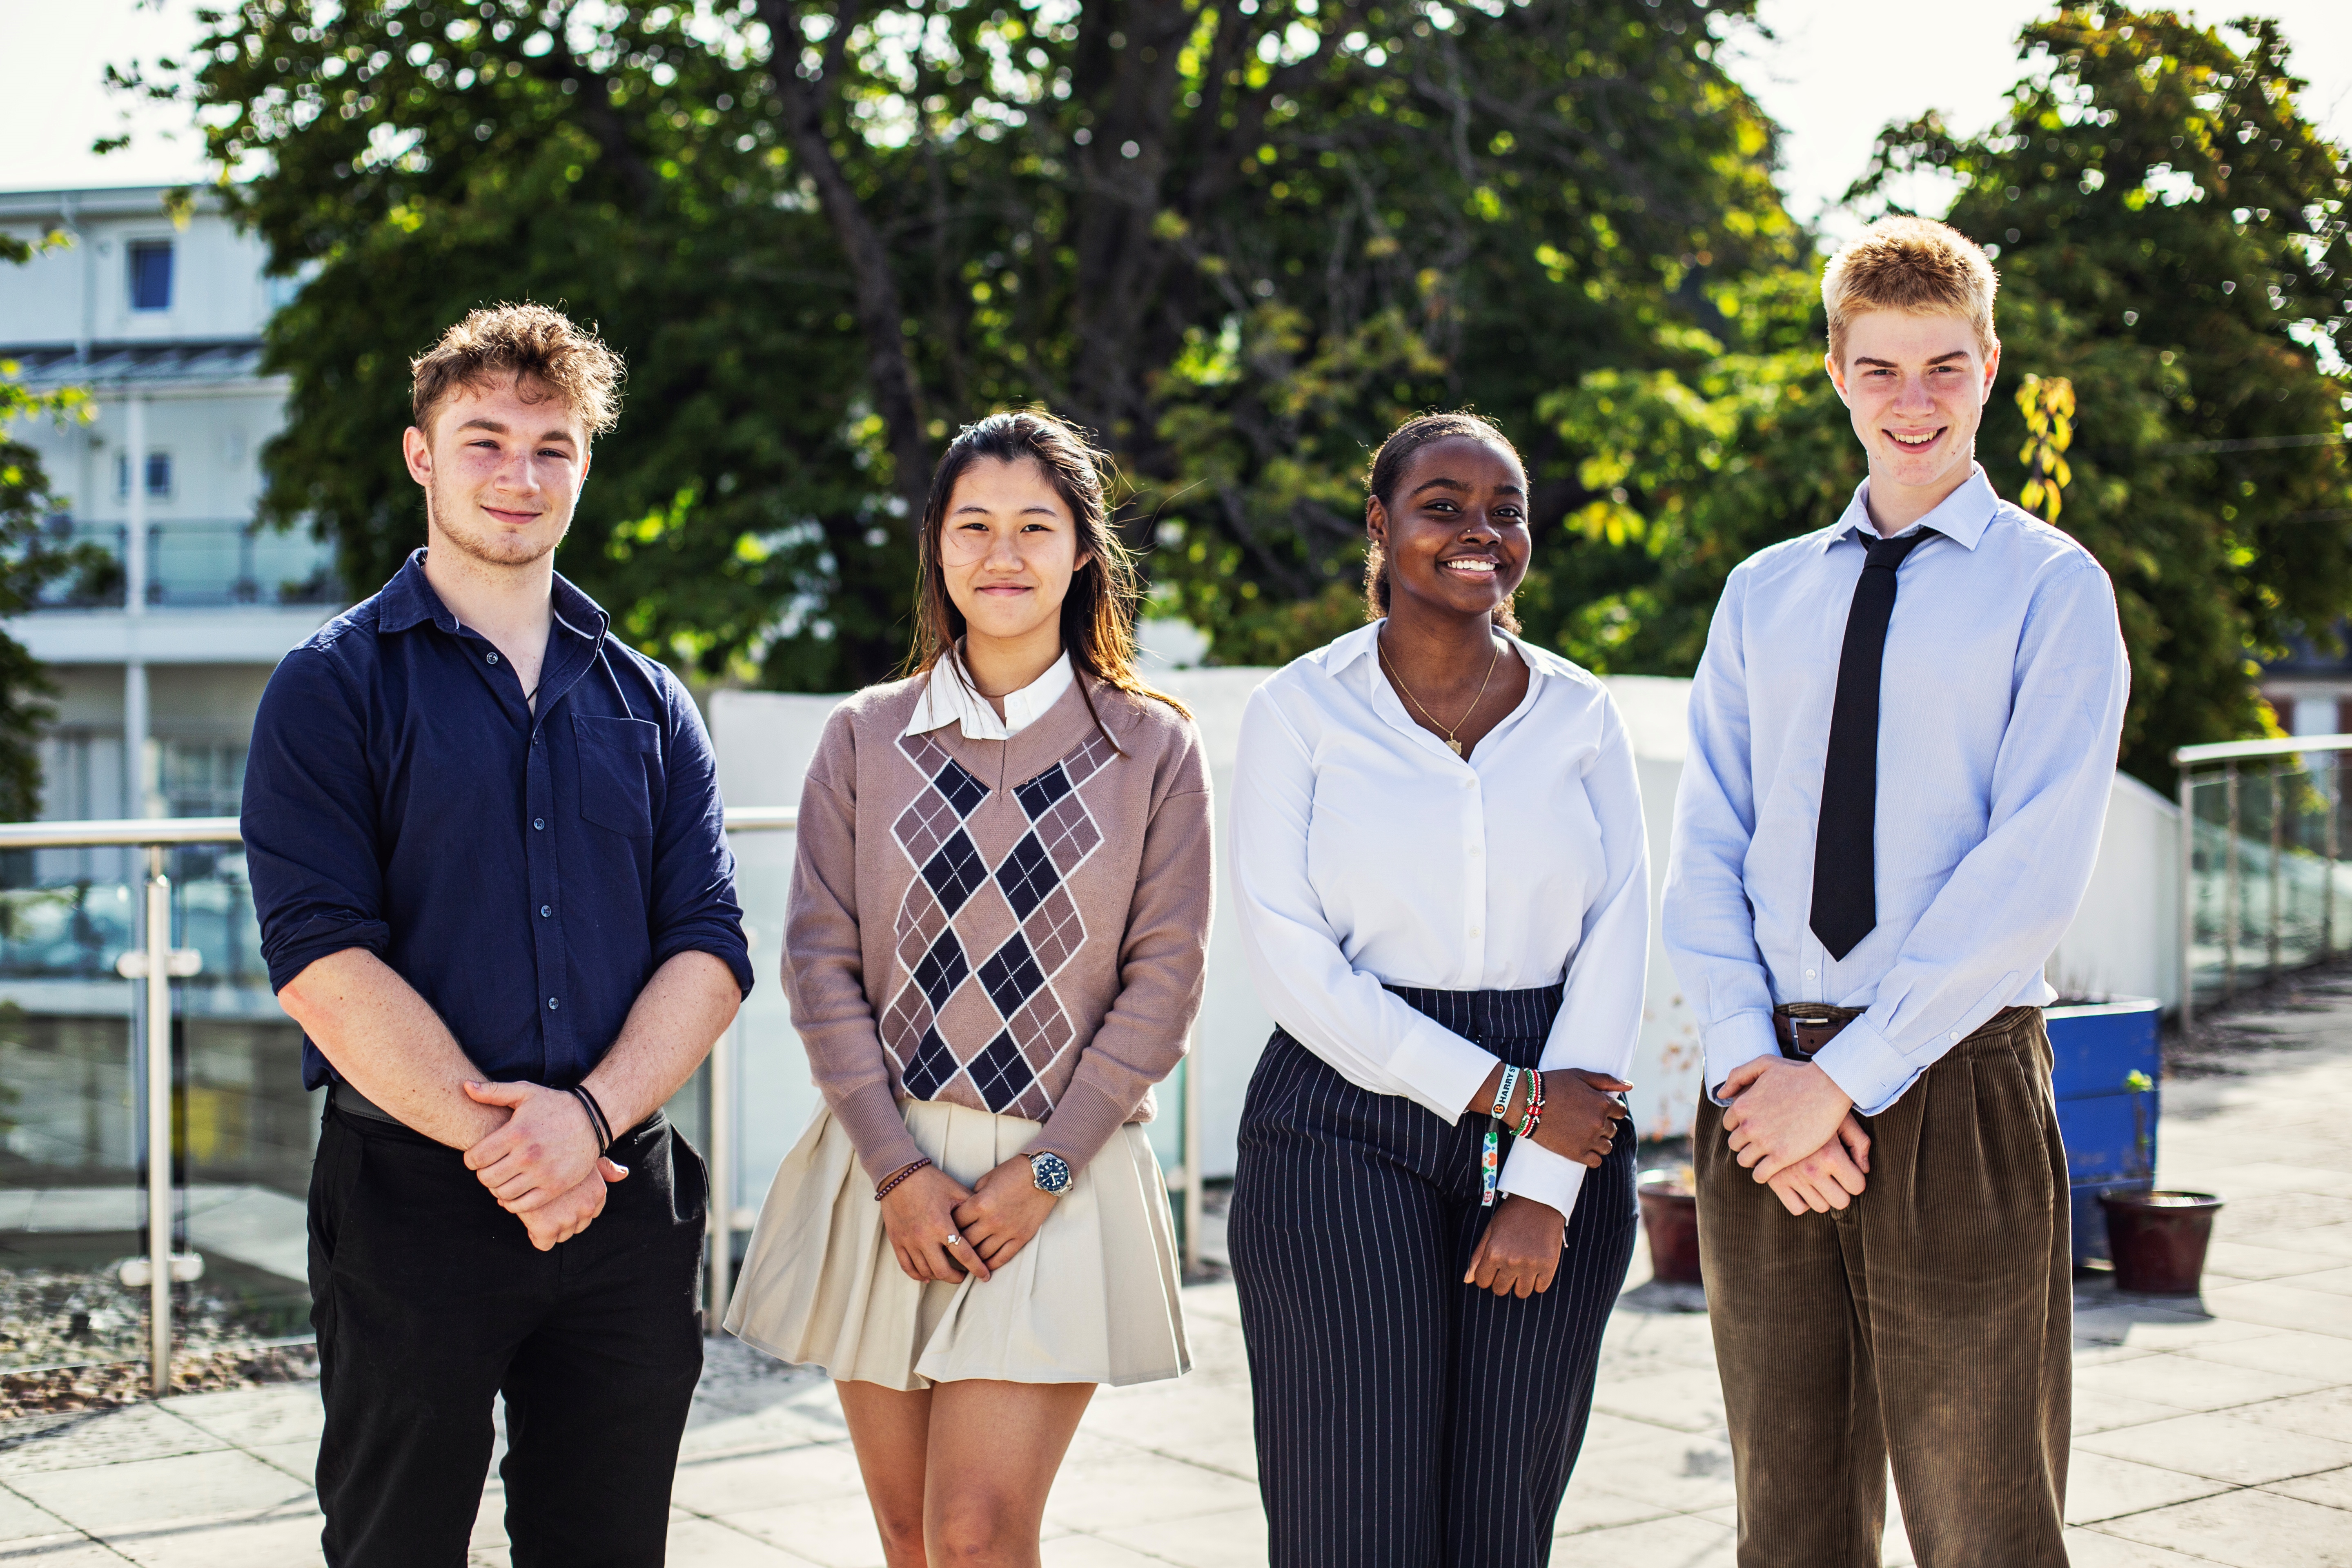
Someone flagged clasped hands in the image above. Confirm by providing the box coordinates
[1464,1067,1631,1300]
[876,1156,1060,1285]
[1718,1058,1873,1216]
[460,1081,630,1251]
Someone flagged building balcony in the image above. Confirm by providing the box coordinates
[34,517,337,611]
[5,519,346,667]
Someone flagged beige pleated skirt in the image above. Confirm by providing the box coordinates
[724,1099,1190,1391]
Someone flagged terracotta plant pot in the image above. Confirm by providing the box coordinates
[1637,1174,1702,1287]
[2100,1190,2223,1295]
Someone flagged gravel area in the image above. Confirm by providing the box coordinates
[0,1268,316,1418]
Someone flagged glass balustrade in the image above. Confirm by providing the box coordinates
[2179,744,2352,1015]
[0,844,312,1379]
[0,809,1199,1388]
[33,519,339,609]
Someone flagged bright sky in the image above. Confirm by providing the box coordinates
[2,0,2351,237]
[1726,0,2352,244]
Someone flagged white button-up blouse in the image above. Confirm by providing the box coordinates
[1230,620,1650,1218]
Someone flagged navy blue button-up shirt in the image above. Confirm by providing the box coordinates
[243,550,753,1091]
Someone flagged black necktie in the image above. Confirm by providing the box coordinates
[1810,527,1935,960]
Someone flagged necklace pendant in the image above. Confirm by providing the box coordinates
[1448,738,1464,756]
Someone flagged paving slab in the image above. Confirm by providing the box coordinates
[2061,1527,2235,1566]
[2064,1450,2234,1524]
[0,1485,75,1546]
[2179,1329,2352,1384]
[0,1407,227,1476]
[2073,1349,2326,1412]
[109,1508,326,1568]
[7,1446,312,1536]
[2265,1467,2352,1511]
[2098,1486,2352,1568]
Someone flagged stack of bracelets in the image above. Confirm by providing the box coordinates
[874,1157,932,1200]
[1478,1068,1548,1208]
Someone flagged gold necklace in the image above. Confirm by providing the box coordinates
[1380,632,1502,756]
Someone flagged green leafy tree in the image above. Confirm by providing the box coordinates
[154,0,1796,683]
[1854,6,2350,781]
[1537,6,2352,787]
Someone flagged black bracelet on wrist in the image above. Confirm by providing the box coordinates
[568,1084,615,1155]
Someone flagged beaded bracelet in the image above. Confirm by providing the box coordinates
[1516,1069,1546,1143]
[1481,1066,1521,1209]
[873,1158,932,1201]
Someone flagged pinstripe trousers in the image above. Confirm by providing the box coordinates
[1228,984,1639,1568]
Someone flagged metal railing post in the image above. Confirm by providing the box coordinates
[2269,766,2285,984]
[2314,752,2333,959]
[1181,1041,1203,1278]
[143,849,173,1396]
[2178,768,2196,1032]
[708,1019,736,1333]
[2224,763,2241,999]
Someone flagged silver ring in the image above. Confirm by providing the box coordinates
[945,1234,962,1247]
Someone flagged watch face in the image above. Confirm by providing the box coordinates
[1030,1151,1074,1194]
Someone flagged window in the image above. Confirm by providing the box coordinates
[128,240,174,312]
[160,739,247,819]
[115,451,173,499]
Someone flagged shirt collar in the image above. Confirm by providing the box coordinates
[1320,620,1387,676]
[1331,617,1564,762]
[1822,463,2000,553]
[904,648,1076,741]
[1326,617,1564,684]
[375,547,612,646]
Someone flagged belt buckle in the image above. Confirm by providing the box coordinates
[1783,1012,1841,1061]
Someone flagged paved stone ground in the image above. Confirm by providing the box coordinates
[0,974,2347,1566]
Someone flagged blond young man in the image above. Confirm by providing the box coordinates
[1662,218,2129,1566]
[242,305,750,1566]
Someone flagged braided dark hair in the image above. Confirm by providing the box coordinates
[1362,411,1522,630]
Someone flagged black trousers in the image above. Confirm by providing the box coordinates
[308,1101,708,1567]
[1228,984,1639,1568]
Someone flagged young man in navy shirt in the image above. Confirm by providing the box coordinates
[244,303,751,1566]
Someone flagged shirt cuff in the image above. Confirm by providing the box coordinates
[1809,1018,1920,1116]
[1702,1010,1779,1105]
[1389,1015,1503,1124]
[652,929,755,999]
[1497,1137,1589,1219]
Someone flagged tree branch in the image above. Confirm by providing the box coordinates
[755,0,933,530]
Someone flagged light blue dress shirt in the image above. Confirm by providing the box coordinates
[1661,465,2130,1114]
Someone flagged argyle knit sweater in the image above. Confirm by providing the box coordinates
[785,672,1212,1182]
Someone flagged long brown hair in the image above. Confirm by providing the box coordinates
[1362,411,1522,632]
[905,409,1191,746]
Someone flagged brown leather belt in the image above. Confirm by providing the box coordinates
[1773,1002,1864,1061]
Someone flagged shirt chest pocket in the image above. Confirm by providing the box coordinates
[572,714,663,840]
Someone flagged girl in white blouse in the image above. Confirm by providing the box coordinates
[1227,412,1650,1567]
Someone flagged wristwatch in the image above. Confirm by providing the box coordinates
[1027,1151,1074,1195]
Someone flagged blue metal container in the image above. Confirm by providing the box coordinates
[2045,998,2163,1266]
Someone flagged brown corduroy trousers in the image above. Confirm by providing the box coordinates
[1695,1006,2072,1568]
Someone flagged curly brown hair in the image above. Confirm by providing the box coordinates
[409,302,625,440]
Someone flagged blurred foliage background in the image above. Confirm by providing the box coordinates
[114,0,2351,785]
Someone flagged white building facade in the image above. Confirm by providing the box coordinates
[0,186,340,1239]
